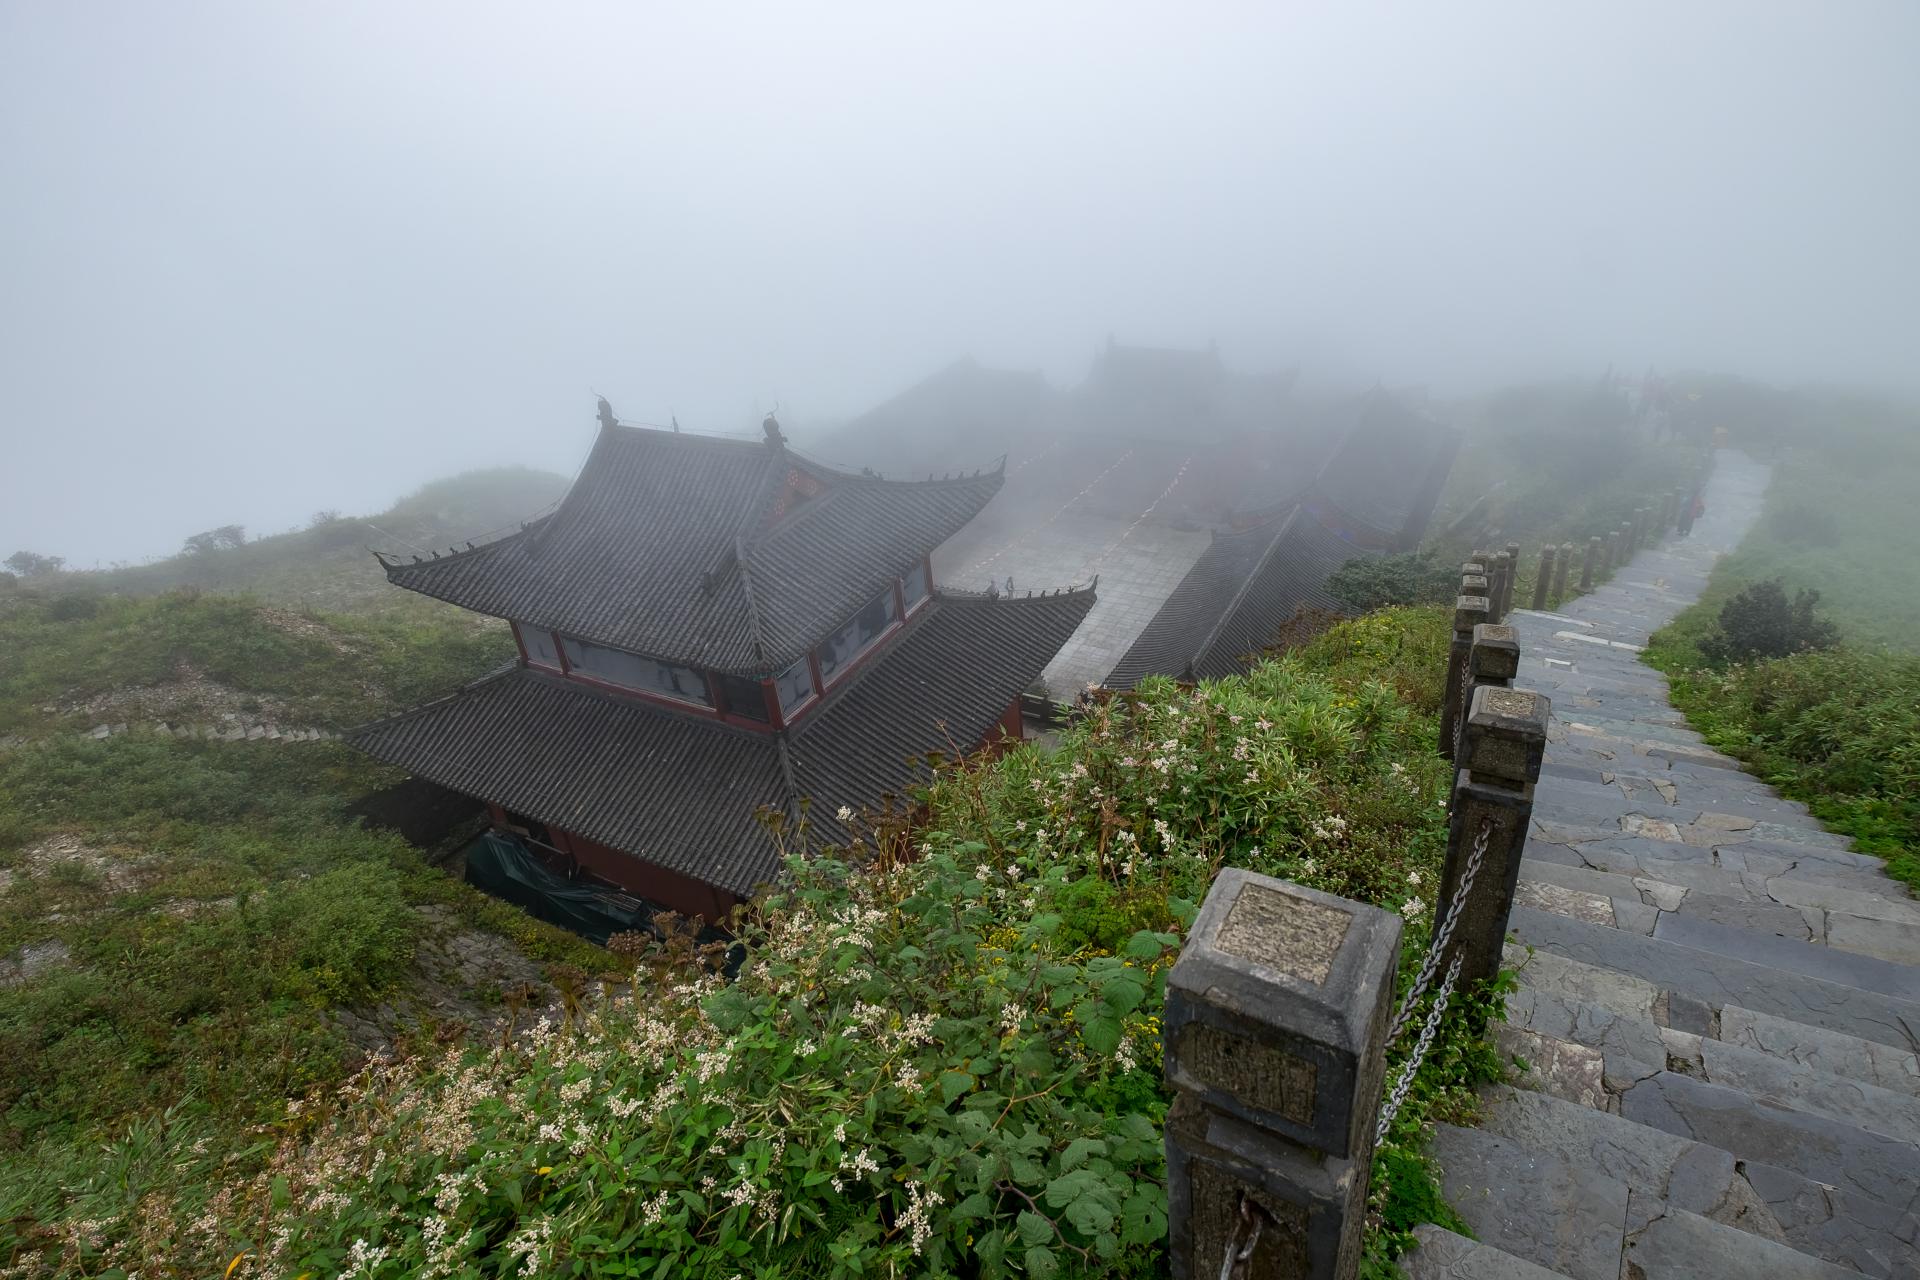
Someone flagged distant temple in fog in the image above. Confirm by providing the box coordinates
[827,343,1461,693]
[353,407,1092,920]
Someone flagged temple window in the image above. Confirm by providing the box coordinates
[775,655,817,716]
[817,586,900,682]
[714,673,773,723]
[903,562,930,609]
[560,636,714,707]
[517,623,562,670]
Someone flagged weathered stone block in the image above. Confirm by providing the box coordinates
[1469,623,1520,683]
[1166,1094,1366,1280]
[1462,686,1550,787]
[1164,869,1402,1159]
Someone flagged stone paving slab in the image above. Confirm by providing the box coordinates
[1427,1122,1628,1280]
[1620,1195,1859,1280]
[1616,1069,1920,1210]
[1404,1224,1576,1279]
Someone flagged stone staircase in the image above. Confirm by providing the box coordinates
[1405,452,1920,1278]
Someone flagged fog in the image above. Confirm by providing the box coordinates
[4,2,1917,566]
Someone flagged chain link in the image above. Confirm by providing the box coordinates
[1216,1193,1271,1280]
[1385,816,1491,1048]
[1376,951,1463,1144]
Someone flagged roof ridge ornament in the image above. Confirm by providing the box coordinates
[762,410,785,447]
[597,396,617,432]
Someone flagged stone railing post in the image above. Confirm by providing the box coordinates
[1164,870,1403,1279]
[1489,552,1512,622]
[1452,621,1518,760]
[1601,529,1619,575]
[1551,542,1573,604]
[1435,684,1550,991]
[1439,592,1490,758]
[1579,536,1600,592]
[1501,542,1520,614]
[1529,545,1555,610]
[1677,487,1697,536]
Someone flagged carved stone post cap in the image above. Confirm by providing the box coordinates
[1460,574,1488,597]
[1164,869,1403,1159]
[1468,623,1520,680]
[1452,595,1490,629]
[1463,685,1550,784]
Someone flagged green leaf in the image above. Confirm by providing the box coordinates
[1016,1211,1053,1246]
[1100,972,1146,1013]
[1024,1244,1060,1278]
[1064,1195,1116,1236]
[1075,1003,1124,1054]
[1123,930,1167,960]
[951,1191,993,1222]
[1058,1137,1106,1171]
[1041,1169,1102,1209]
[940,1070,975,1104]
[702,986,752,1032]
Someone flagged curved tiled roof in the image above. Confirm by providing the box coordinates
[350,587,1094,897]
[382,424,1004,675]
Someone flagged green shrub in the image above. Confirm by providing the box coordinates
[1326,552,1459,611]
[1697,578,1839,665]
[1653,647,1920,892]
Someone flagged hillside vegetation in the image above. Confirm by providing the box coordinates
[4,608,1508,1279]
[0,590,610,1273]
[1646,389,1920,895]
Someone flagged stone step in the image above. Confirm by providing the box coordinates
[1516,858,1920,976]
[1507,944,1920,1100]
[1614,1068,1920,1213]
[1620,1194,1859,1280]
[1648,910,1920,998]
[1658,1027,1920,1145]
[1474,1085,1918,1276]
[1530,821,1900,895]
[1427,1121,1627,1280]
[1719,1004,1920,1098]
[1509,906,1920,1052]
[1402,1223,1575,1278]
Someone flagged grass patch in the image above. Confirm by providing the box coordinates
[0,589,516,736]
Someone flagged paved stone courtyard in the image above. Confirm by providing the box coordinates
[935,511,1209,696]
[1407,451,1920,1279]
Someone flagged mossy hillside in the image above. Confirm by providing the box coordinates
[0,589,517,736]
[34,466,571,618]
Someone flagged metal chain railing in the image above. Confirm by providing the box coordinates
[1449,649,1471,760]
[1375,951,1464,1144]
[1384,815,1491,1047]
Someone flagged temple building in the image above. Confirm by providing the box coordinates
[352,406,1094,921]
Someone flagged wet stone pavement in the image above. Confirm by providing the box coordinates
[1405,451,1920,1279]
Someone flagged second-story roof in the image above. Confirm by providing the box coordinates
[381,421,1004,675]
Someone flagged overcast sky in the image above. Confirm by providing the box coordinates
[4,3,1917,565]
